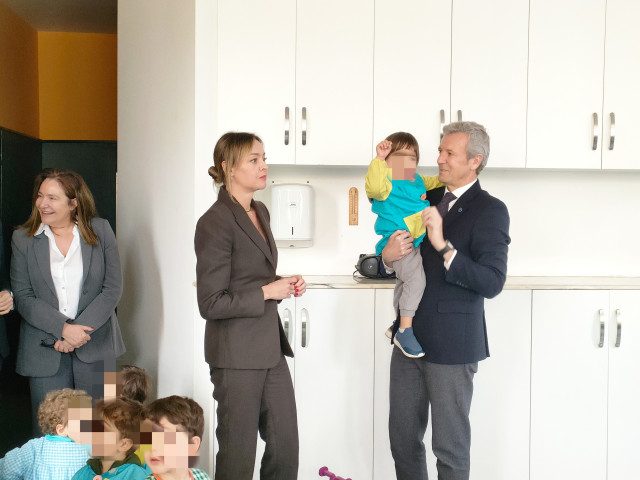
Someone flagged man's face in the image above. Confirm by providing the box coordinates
[437,132,480,190]
[388,148,418,180]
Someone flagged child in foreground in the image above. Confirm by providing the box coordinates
[72,397,149,480]
[365,132,443,358]
[103,364,153,464]
[144,395,210,480]
[0,388,91,480]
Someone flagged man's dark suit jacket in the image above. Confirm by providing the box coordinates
[0,220,10,363]
[195,186,293,370]
[413,181,510,365]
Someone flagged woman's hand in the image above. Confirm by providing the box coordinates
[62,323,93,348]
[262,277,299,301]
[289,275,307,297]
[54,339,75,353]
[381,230,414,267]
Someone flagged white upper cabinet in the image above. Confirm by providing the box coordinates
[296,0,374,165]
[218,0,373,166]
[451,0,529,168]
[217,0,297,164]
[374,0,528,169]
[373,0,451,163]
[527,0,607,169]
[601,0,640,170]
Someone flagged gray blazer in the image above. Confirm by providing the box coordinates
[10,217,124,377]
[195,186,293,370]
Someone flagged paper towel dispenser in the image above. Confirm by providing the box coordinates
[270,183,314,248]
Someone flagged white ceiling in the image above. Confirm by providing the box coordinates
[1,0,116,34]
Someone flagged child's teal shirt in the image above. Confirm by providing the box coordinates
[72,452,151,480]
[365,157,443,255]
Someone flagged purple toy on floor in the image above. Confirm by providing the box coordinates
[318,466,352,480]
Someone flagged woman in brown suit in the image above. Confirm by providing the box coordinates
[195,132,306,480]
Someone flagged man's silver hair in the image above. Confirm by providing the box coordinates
[442,121,490,174]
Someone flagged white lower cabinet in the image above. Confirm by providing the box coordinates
[252,289,375,480]
[531,290,640,480]
[373,289,531,480]
[217,285,638,480]
[607,290,640,480]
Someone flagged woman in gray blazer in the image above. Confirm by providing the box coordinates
[10,169,123,432]
[195,132,306,480]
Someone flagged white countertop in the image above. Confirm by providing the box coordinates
[303,275,640,290]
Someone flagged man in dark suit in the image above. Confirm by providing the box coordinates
[381,121,510,480]
[0,219,15,373]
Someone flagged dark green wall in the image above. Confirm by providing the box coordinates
[42,141,117,233]
[0,128,117,454]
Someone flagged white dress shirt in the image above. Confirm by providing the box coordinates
[37,224,83,319]
[441,179,477,268]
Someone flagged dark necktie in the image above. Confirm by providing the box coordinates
[437,191,457,218]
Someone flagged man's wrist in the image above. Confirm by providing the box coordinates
[436,240,453,256]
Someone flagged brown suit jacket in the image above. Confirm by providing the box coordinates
[194,186,293,369]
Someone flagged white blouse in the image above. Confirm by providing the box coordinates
[37,224,83,319]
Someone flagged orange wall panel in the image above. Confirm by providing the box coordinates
[38,32,117,140]
[0,2,39,138]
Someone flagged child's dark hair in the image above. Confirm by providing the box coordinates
[120,365,151,404]
[145,396,205,441]
[97,397,145,455]
[385,131,420,163]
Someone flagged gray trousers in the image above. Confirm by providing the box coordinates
[211,355,299,480]
[389,347,478,480]
[393,247,426,318]
[29,351,111,435]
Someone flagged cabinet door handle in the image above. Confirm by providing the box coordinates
[615,308,622,348]
[598,309,605,348]
[301,107,307,146]
[608,112,615,150]
[457,110,462,122]
[301,308,309,347]
[284,107,290,145]
[440,109,446,141]
[592,113,599,150]
[283,308,293,344]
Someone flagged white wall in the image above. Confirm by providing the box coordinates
[116,2,639,475]
[117,0,198,395]
[258,165,640,277]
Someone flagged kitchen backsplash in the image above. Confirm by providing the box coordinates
[254,165,640,277]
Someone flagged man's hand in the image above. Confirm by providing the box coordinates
[422,207,446,251]
[0,290,13,315]
[376,140,392,161]
[381,230,414,267]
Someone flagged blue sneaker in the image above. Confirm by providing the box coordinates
[393,327,425,358]
[385,325,393,339]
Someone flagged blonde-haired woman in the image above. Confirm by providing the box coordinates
[195,132,305,479]
[11,169,123,432]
